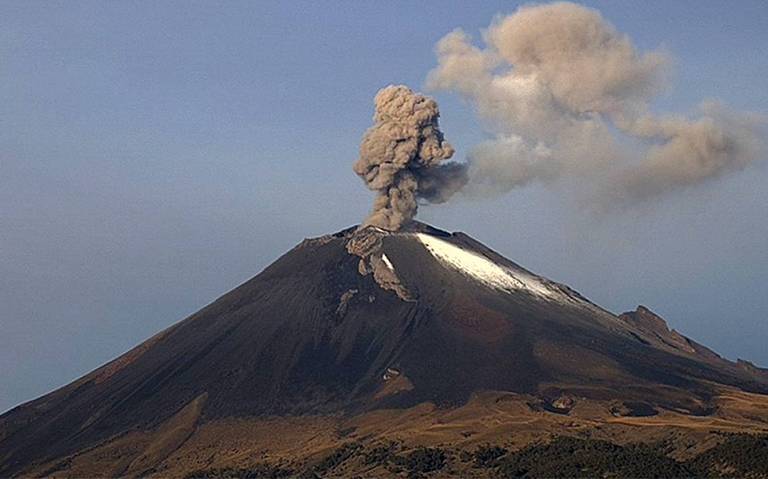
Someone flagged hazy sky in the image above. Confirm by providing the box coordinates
[1,1,767,414]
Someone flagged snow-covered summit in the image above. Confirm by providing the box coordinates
[414,232,577,303]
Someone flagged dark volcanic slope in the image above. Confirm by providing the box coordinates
[1,223,766,475]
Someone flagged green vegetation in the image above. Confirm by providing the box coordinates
[183,433,768,478]
[184,463,293,479]
[496,436,695,478]
[688,433,768,478]
[312,442,362,475]
[393,447,447,474]
[492,434,768,478]
[307,443,446,478]
[363,442,399,465]
[472,444,508,468]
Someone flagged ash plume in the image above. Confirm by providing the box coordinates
[354,85,467,230]
[427,1,764,208]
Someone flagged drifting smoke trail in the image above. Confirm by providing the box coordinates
[427,1,764,208]
[354,85,467,230]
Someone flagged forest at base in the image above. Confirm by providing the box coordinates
[185,432,768,479]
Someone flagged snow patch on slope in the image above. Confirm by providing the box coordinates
[415,233,569,302]
[381,254,394,271]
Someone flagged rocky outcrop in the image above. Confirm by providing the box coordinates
[336,289,359,317]
[345,226,413,301]
[737,359,768,380]
[619,306,697,354]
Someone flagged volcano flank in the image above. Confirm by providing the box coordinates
[2,223,768,477]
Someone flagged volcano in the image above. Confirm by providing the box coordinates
[2,223,768,477]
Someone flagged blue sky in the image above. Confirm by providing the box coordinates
[1,1,767,413]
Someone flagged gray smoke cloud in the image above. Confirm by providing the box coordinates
[427,1,764,208]
[354,85,467,230]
